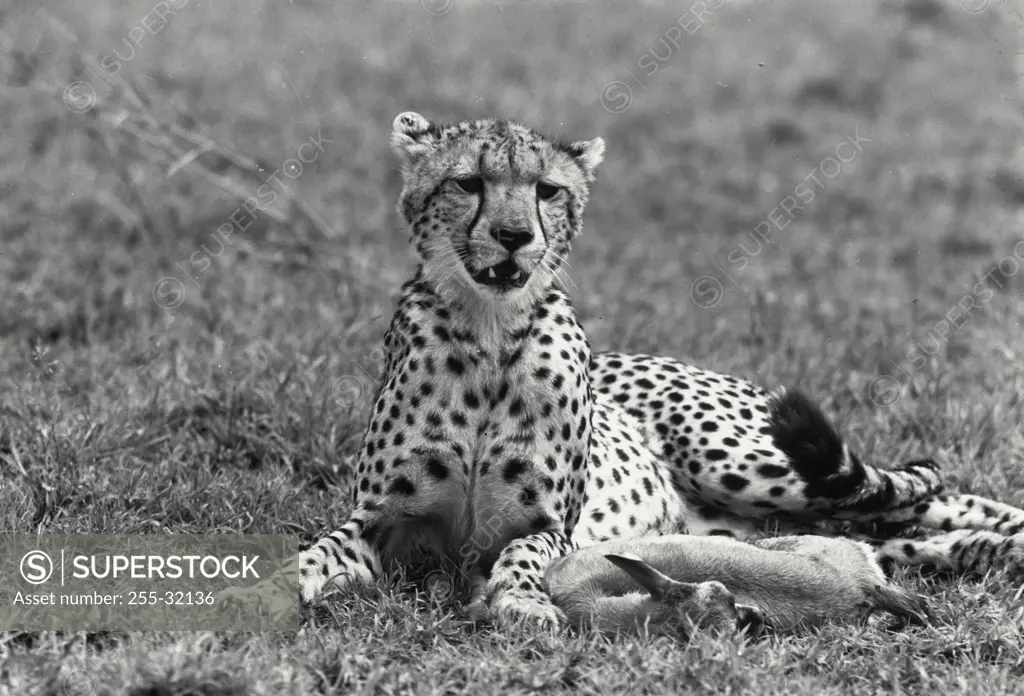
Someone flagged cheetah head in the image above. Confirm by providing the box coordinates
[390,111,604,301]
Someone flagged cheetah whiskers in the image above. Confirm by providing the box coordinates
[541,257,569,295]
[543,251,579,296]
[546,250,577,286]
[429,247,471,297]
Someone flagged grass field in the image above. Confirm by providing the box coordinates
[2,0,1024,693]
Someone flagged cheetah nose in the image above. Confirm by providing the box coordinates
[491,226,534,253]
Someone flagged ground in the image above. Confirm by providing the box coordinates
[1,0,1024,693]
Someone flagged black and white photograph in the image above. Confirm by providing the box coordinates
[2,0,1023,693]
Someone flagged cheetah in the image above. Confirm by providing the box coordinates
[240,112,1024,629]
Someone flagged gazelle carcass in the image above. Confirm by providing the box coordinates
[545,534,930,639]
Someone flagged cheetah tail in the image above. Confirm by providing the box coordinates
[766,390,943,515]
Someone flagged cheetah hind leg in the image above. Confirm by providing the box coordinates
[857,493,1024,537]
[877,530,1024,584]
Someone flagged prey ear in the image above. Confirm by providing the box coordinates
[604,553,680,601]
[566,137,605,181]
[391,111,436,165]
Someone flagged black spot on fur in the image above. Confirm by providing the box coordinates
[520,487,538,506]
[756,464,790,478]
[720,473,750,492]
[530,515,552,532]
[503,458,530,482]
[388,476,416,496]
[425,457,449,480]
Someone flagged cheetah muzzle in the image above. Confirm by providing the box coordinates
[472,258,529,290]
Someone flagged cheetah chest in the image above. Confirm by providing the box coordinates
[363,307,592,567]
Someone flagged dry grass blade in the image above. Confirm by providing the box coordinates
[166,144,214,178]
[35,9,336,244]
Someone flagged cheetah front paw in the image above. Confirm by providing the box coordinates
[491,591,566,632]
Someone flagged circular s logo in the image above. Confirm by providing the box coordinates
[152,277,185,310]
[331,375,367,409]
[959,0,990,14]
[689,275,724,309]
[62,81,97,114]
[20,550,54,585]
[424,569,454,602]
[867,375,901,408]
[600,80,634,115]
[61,666,98,696]
[421,0,455,15]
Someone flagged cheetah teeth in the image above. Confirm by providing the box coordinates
[486,266,521,280]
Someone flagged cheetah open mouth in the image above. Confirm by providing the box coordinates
[472,259,530,289]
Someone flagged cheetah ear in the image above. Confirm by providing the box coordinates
[604,553,679,601]
[565,137,605,181]
[391,111,436,164]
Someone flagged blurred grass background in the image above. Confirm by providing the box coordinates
[1,0,1024,693]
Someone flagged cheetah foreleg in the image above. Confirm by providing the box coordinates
[484,530,578,630]
[298,509,385,603]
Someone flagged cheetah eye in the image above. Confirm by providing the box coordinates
[536,182,561,201]
[453,176,484,194]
